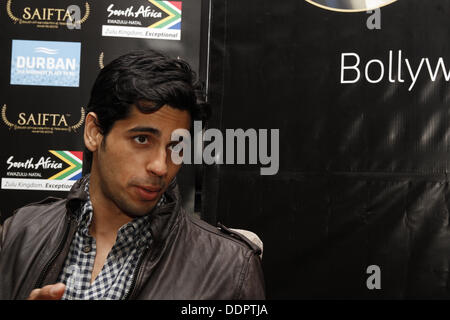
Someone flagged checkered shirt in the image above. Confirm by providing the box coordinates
[57,181,162,300]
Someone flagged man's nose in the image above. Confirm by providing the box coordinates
[146,148,168,177]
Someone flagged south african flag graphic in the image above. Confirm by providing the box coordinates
[148,1,182,31]
[48,150,83,181]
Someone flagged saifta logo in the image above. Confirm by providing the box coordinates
[305,0,397,12]
[1,104,85,134]
[6,0,90,29]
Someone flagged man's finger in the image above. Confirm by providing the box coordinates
[27,283,66,300]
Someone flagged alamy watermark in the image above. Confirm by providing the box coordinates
[170,121,280,176]
[366,265,381,290]
[66,5,82,29]
[366,8,381,30]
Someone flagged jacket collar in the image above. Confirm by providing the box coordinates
[65,175,182,243]
[66,175,89,217]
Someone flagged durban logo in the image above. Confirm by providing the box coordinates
[305,0,397,12]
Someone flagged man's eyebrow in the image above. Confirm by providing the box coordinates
[128,126,161,136]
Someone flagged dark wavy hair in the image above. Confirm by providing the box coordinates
[82,49,210,174]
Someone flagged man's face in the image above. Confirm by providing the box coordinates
[87,103,191,218]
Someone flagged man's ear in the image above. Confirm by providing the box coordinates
[84,112,103,152]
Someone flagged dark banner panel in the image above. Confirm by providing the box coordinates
[205,0,450,298]
[0,0,206,223]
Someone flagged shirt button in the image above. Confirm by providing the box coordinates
[83,245,91,253]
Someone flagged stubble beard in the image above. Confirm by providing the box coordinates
[100,180,161,218]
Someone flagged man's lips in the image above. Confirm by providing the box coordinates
[140,185,162,192]
[135,185,162,201]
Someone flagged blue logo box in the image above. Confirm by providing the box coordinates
[10,39,81,87]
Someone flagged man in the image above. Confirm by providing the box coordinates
[0,50,265,300]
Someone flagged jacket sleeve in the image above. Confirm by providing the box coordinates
[237,252,266,299]
[0,217,12,255]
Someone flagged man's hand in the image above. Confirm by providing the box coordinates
[27,283,66,300]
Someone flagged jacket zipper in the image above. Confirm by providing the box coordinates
[123,245,151,300]
[123,212,180,299]
[33,217,72,290]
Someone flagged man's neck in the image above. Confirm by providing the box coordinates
[87,175,133,241]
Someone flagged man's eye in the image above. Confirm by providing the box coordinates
[134,136,148,144]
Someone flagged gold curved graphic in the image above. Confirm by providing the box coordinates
[6,0,19,22]
[1,105,14,129]
[305,0,398,12]
[74,2,90,25]
[70,107,85,131]
[99,52,105,69]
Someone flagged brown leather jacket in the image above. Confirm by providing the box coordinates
[0,176,265,300]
